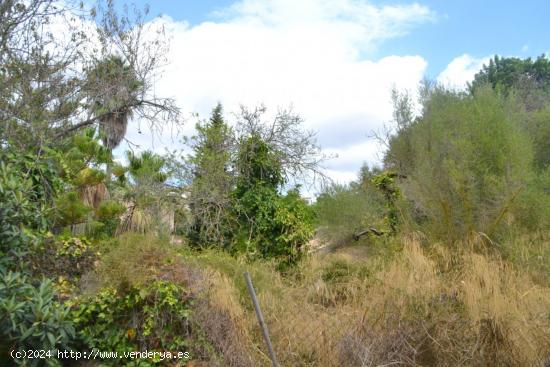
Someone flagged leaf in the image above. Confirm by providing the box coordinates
[47,332,56,347]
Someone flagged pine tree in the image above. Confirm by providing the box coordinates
[188,103,235,247]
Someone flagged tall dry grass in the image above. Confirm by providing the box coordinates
[188,235,550,366]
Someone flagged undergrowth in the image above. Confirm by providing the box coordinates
[179,233,550,366]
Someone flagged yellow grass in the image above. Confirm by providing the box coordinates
[188,235,550,366]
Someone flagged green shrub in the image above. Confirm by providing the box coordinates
[72,167,106,187]
[54,191,91,228]
[29,236,98,280]
[0,157,53,267]
[0,271,75,366]
[70,281,192,366]
[94,200,126,237]
[387,85,541,241]
[235,185,314,265]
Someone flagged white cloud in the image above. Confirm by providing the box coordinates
[322,169,359,185]
[437,54,491,90]
[117,0,435,188]
[324,139,384,171]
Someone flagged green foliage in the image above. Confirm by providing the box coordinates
[0,151,59,267]
[386,85,545,240]
[95,200,126,221]
[1,150,62,205]
[233,133,313,264]
[180,104,321,266]
[470,55,550,172]
[371,172,402,233]
[86,55,142,114]
[115,150,174,236]
[72,167,106,187]
[187,104,235,247]
[31,238,98,286]
[94,200,126,236]
[235,185,314,265]
[470,54,550,95]
[58,129,112,183]
[126,150,169,186]
[275,189,315,253]
[236,134,284,192]
[111,163,128,184]
[526,103,550,170]
[314,169,386,244]
[0,271,75,366]
[384,89,417,176]
[55,237,93,259]
[70,281,192,366]
[54,191,91,227]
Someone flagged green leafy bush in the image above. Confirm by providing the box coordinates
[0,152,57,267]
[386,85,544,241]
[72,167,106,187]
[235,185,314,265]
[70,281,192,366]
[93,200,126,236]
[29,236,98,280]
[54,191,91,228]
[0,271,75,366]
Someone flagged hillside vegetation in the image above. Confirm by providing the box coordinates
[0,1,549,366]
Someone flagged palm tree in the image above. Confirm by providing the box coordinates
[116,150,172,235]
[126,150,168,187]
[86,56,142,181]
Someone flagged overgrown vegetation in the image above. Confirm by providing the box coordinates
[0,0,548,365]
[180,104,320,265]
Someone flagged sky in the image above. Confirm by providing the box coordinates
[114,0,550,192]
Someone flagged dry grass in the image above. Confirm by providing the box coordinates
[92,233,177,290]
[461,252,550,365]
[189,269,260,367]
[187,234,550,366]
[87,232,549,365]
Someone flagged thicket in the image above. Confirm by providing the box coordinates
[0,1,321,363]
[0,1,195,365]
[318,70,549,247]
[308,63,549,366]
[0,0,548,364]
[181,104,320,265]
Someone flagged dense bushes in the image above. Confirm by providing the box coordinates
[235,185,314,264]
[184,105,319,265]
[385,85,549,241]
[0,271,75,366]
[0,152,59,267]
[29,236,98,282]
[70,281,192,365]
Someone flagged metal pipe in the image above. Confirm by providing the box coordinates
[244,272,280,367]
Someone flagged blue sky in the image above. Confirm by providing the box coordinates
[376,0,550,77]
[130,0,549,78]
[115,0,549,188]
